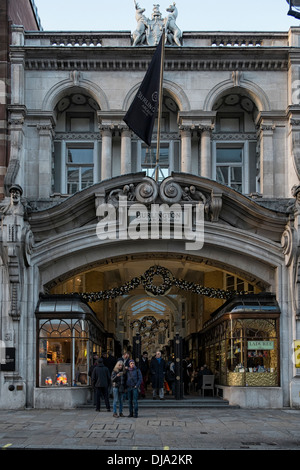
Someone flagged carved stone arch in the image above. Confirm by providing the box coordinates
[42,78,109,112]
[203,77,271,112]
[123,78,190,112]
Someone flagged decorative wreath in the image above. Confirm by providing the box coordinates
[79,265,249,302]
[141,266,174,297]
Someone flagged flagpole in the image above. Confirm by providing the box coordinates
[155,29,165,182]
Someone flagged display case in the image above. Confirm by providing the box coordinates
[36,294,107,387]
[199,294,280,387]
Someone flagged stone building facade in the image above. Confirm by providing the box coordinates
[1,3,300,409]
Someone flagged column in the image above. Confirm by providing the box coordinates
[180,127,192,173]
[101,127,112,180]
[258,121,275,197]
[6,108,26,194]
[200,126,212,179]
[37,121,54,198]
[121,127,132,175]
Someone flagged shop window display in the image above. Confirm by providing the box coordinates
[38,319,90,387]
[200,294,280,387]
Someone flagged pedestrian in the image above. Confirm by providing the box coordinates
[196,364,213,392]
[118,350,131,370]
[111,360,126,417]
[105,350,117,373]
[140,351,149,398]
[165,356,175,395]
[118,350,131,400]
[182,356,192,395]
[105,350,117,397]
[126,359,142,418]
[150,350,166,400]
[88,353,98,405]
[91,358,111,412]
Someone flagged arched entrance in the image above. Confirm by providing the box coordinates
[29,172,286,408]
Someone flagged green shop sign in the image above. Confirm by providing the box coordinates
[247,341,274,350]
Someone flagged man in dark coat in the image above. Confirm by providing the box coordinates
[150,350,166,400]
[91,358,111,412]
[140,351,149,397]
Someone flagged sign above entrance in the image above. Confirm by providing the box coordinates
[79,265,250,302]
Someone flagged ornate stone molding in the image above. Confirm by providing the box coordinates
[0,185,34,320]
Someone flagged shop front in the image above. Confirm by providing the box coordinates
[199,293,282,407]
[34,294,108,408]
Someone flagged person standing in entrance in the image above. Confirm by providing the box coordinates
[91,358,111,412]
[150,350,166,400]
[126,359,142,418]
[140,351,149,398]
[111,360,126,417]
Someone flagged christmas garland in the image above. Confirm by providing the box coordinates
[79,265,249,302]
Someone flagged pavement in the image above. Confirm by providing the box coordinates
[1,396,300,463]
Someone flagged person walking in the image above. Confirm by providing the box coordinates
[150,350,166,400]
[105,350,117,398]
[91,358,111,412]
[126,359,142,418]
[182,356,192,395]
[111,360,126,417]
[140,351,149,398]
[165,356,175,395]
[88,353,99,406]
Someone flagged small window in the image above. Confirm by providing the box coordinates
[141,144,169,181]
[216,147,243,192]
[66,145,94,194]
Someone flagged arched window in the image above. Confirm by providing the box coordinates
[212,93,259,194]
[52,92,100,195]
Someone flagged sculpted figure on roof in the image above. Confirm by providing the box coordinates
[132,2,181,46]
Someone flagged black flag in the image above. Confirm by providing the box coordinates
[123,34,164,147]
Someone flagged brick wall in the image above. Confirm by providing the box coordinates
[8,0,40,30]
[0,0,40,199]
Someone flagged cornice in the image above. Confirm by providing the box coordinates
[13,43,290,72]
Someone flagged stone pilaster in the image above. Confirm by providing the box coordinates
[100,127,112,180]
[120,127,132,175]
[180,127,192,174]
[37,121,55,198]
[257,119,275,197]
[200,126,213,179]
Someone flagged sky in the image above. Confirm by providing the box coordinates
[33,0,300,33]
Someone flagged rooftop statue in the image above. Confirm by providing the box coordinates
[132,2,182,46]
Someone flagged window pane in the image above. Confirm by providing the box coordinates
[67,147,93,164]
[67,167,79,194]
[141,146,169,166]
[74,339,88,385]
[216,148,242,163]
[81,167,94,189]
[39,337,72,386]
[216,166,228,185]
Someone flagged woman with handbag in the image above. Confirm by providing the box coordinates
[111,360,126,417]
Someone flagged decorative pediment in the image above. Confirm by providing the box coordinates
[28,173,289,244]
